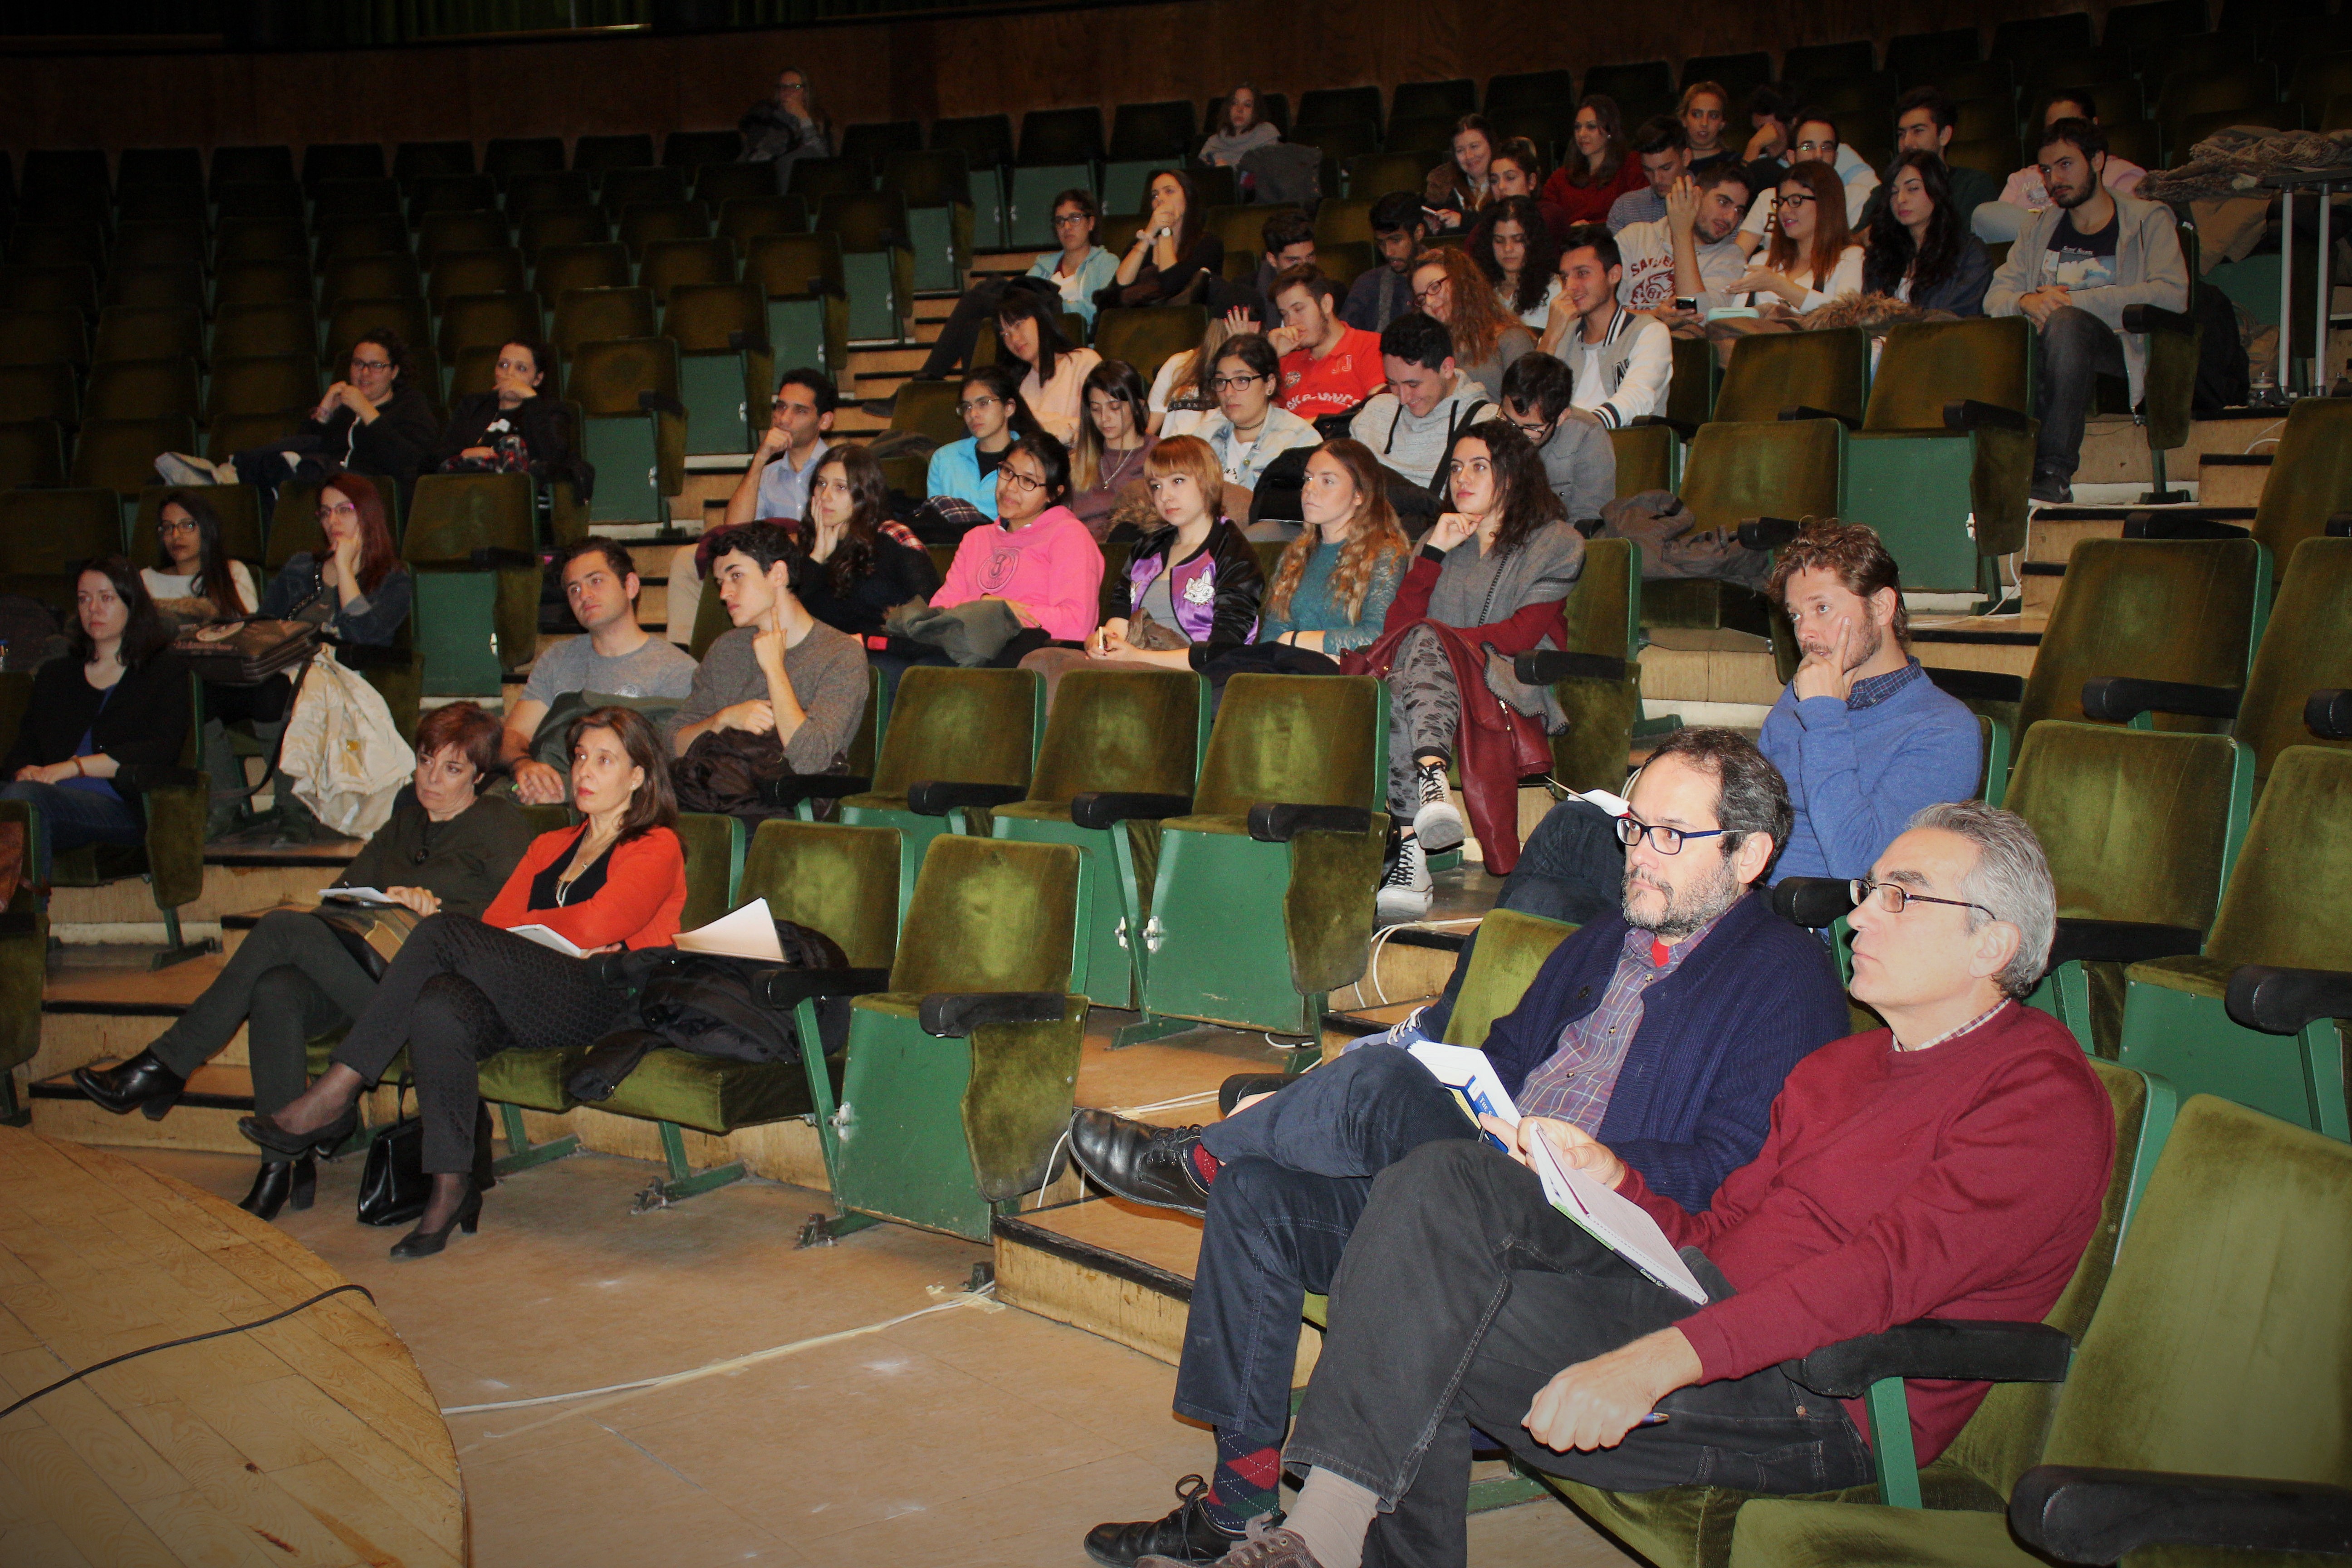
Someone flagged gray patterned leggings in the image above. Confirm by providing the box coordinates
[1384,625,1460,817]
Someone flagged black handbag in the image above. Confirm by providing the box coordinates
[355,1087,495,1225]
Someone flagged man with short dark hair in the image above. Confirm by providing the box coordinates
[1613,164,1751,318]
[1978,90,2148,244]
[724,367,836,526]
[1737,83,1797,185]
[1534,225,1673,430]
[1341,191,1427,333]
[1270,268,1386,420]
[1226,210,1320,331]
[1605,117,1690,233]
[1499,353,1614,523]
[1868,86,2003,223]
[500,540,699,804]
[1735,109,1879,254]
[1984,118,2188,504]
[1074,729,1852,1567]
[1346,312,1494,490]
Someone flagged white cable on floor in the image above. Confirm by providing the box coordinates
[1113,1089,1220,1117]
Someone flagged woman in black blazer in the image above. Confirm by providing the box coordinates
[430,338,593,497]
[0,557,190,883]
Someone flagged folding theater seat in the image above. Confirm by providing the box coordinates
[563,336,685,526]
[878,150,975,295]
[816,191,914,343]
[1652,416,1846,634]
[1709,328,1871,428]
[744,231,848,381]
[402,470,541,696]
[1513,536,1647,798]
[1008,107,1102,250]
[662,279,771,457]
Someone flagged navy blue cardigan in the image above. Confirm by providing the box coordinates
[1472,891,1852,1211]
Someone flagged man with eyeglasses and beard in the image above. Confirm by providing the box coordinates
[1064,726,1848,1566]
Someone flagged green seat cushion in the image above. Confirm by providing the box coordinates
[1562,1465,2008,1568]
[596,1046,833,1135]
[2124,954,2232,999]
[1727,1496,2033,1568]
[476,1045,583,1113]
[1161,813,1251,837]
[841,793,911,813]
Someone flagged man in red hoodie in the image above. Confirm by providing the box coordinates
[1146,801,2115,1568]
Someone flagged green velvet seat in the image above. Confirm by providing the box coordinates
[744,231,850,383]
[2004,722,2252,1057]
[1710,328,1870,428]
[402,471,540,696]
[2225,537,2352,792]
[1655,418,1843,633]
[878,150,975,294]
[2117,744,2352,1140]
[2247,391,2352,572]
[817,191,916,343]
[1128,673,1388,1040]
[0,488,127,609]
[827,833,1086,1243]
[1531,537,1646,796]
[2112,217,2203,503]
[565,335,686,525]
[1844,317,2036,594]
[1093,307,1207,385]
[1607,423,1678,495]
[1558,1058,2171,1568]
[1729,1094,2348,1568]
[2017,537,2269,737]
[837,664,1046,918]
[662,280,773,457]
[1668,334,1718,429]
[1444,908,1575,1049]
[991,666,1209,1008]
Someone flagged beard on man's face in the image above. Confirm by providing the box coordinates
[1622,848,1744,940]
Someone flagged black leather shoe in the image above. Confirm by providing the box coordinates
[237,1156,316,1222]
[73,1050,187,1121]
[1068,1109,1211,1218]
[1086,1475,1247,1566]
[390,1183,482,1260]
[1217,1073,1293,1118]
[239,1105,358,1160]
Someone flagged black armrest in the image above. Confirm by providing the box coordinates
[637,389,687,418]
[1629,413,1696,439]
[468,546,539,570]
[1069,791,1193,830]
[725,328,770,354]
[2122,303,2198,336]
[906,779,1029,816]
[1777,405,1860,431]
[2122,511,2251,541]
[1943,398,2032,433]
[2328,513,2352,539]
[1926,666,2024,704]
[319,634,411,670]
[1247,802,1373,841]
[917,990,1068,1036]
[757,773,870,806]
[1770,876,1855,930]
[2045,918,2204,970]
[760,965,892,1009]
[2080,676,2242,724]
[1514,649,1630,686]
[118,764,208,793]
[2011,1465,2352,1563]
[1792,1318,2073,1399]
[1735,515,1803,552]
[2227,964,2352,1034]
[2308,689,2352,740]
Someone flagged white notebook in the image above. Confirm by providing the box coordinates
[506,923,588,958]
[321,887,401,905]
[673,899,786,962]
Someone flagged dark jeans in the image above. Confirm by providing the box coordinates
[2033,305,2128,483]
[147,907,379,1116]
[1290,1140,1873,1568]
[0,779,144,883]
[1430,797,1625,1027]
[1177,1047,1480,1446]
[331,914,630,1174]
[917,278,1015,381]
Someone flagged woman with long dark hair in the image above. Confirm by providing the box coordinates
[1411,246,1536,399]
[1102,170,1223,309]
[206,329,438,502]
[995,286,1102,446]
[932,432,1104,647]
[1732,160,1865,314]
[1863,150,1993,315]
[921,363,1037,534]
[1469,196,1563,328]
[431,338,588,493]
[1,557,189,883]
[1069,359,1158,540]
[1342,421,1585,915]
[1541,95,1647,226]
[243,706,688,1259]
[798,445,942,637]
[144,490,259,620]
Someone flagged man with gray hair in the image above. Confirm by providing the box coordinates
[1191,801,2113,1568]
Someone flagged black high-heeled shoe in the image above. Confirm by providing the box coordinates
[389,1184,482,1261]
[238,1105,359,1159]
[73,1050,187,1121]
[236,1156,317,1222]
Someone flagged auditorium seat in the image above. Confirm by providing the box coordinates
[816,191,913,343]
[616,199,714,262]
[0,799,48,1121]
[414,209,509,268]
[1582,61,1676,124]
[535,243,632,312]
[318,253,422,316]
[1010,108,1103,250]
[90,305,202,368]
[1682,54,1773,104]
[662,129,743,169]
[1092,305,1205,386]
[1,263,99,316]
[424,247,527,306]
[407,173,497,224]
[596,166,689,217]
[1342,152,1428,202]
[715,194,808,255]
[0,363,77,431]
[310,177,403,225]
[0,487,124,606]
[1484,70,1578,118]
[564,335,684,525]
[435,291,541,369]
[0,304,87,369]
[880,150,975,294]
[1993,10,2098,66]
[213,181,306,224]
[518,206,611,262]
[484,136,566,184]
[132,483,265,569]
[110,220,207,274]
[0,417,64,488]
[205,410,301,463]
[391,139,475,188]
[1710,328,1870,428]
[83,357,200,424]
[215,216,309,268]
[1653,417,1842,633]
[663,279,771,456]
[100,263,207,316]
[404,470,540,693]
[300,143,385,191]
[690,161,775,212]
[841,120,924,165]
[5,220,109,276]
[117,146,205,190]
[204,354,318,423]
[211,299,315,362]
[744,231,848,382]
[1525,536,1646,798]
[114,185,210,229]
[1607,422,1676,492]
[873,378,961,495]
[929,114,1015,248]
[572,133,656,176]
[783,156,870,204]
[505,170,593,220]
[21,148,110,199]
[209,146,294,194]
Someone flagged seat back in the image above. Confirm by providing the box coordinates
[2020,537,2265,734]
[2200,744,2352,973]
[552,286,659,358]
[302,143,385,189]
[888,834,1078,996]
[572,134,656,175]
[2236,537,2352,788]
[662,129,742,168]
[485,137,565,182]
[0,418,65,488]
[1712,328,1870,427]
[215,257,313,308]
[1677,418,1844,534]
[320,253,424,310]
[870,666,1043,797]
[816,191,909,255]
[211,144,297,190]
[1025,667,1204,807]
[889,379,965,443]
[787,157,873,202]
[2,264,99,315]
[416,209,511,265]
[662,280,765,353]
[745,231,845,301]
[2252,396,2352,568]
[1107,100,1196,161]
[691,162,777,211]
[741,818,902,971]
[565,335,680,416]
[844,120,926,164]
[135,483,265,568]
[403,471,535,562]
[507,170,595,217]
[617,199,714,260]
[437,292,543,361]
[2006,721,2249,933]
[522,201,609,257]
[393,139,474,184]
[1546,536,1644,793]
[1193,673,1386,817]
[718,196,809,255]
[408,175,498,223]
[1864,317,2033,430]
[673,811,744,932]
[638,237,736,304]
[533,240,631,308]
[214,182,306,224]
[879,150,971,209]
[0,364,77,428]
[74,416,195,496]
[1092,305,1207,385]
[2040,1095,2352,1487]
[1017,107,1104,165]
[929,114,1014,169]
[1607,424,1676,493]
[0,307,89,368]
[597,167,688,214]
[1443,909,1576,1050]
[206,354,318,420]
[426,248,528,304]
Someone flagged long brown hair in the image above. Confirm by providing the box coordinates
[808,444,887,597]
[568,706,677,844]
[68,555,173,669]
[1415,246,1518,368]
[314,469,400,596]
[1765,161,1853,291]
[1264,439,1408,625]
[1562,94,1627,186]
[1073,358,1152,491]
[152,488,244,614]
[1144,168,1206,259]
[1452,420,1563,559]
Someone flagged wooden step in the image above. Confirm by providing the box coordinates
[2025,513,2128,567]
[848,344,931,374]
[1912,612,2048,679]
[967,249,1052,279]
[1640,628,1782,706]
[2198,452,2273,508]
[831,407,891,434]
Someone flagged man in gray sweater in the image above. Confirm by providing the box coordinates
[1984,118,2188,504]
[664,524,869,786]
[1348,312,1497,502]
[1499,353,1615,525]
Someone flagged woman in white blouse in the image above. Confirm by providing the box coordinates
[994,288,1101,448]
[1730,161,1865,315]
[143,491,259,620]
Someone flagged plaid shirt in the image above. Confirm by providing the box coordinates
[1845,656,1926,710]
[1517,905,1732,1130]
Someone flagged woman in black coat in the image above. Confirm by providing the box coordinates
[228,329,440,503]
[795,444,942,639]
[1862,151,1994,316]
[0,557,190,883]
[430,337,593,497]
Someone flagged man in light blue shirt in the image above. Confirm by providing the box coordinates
[725,367,835,526]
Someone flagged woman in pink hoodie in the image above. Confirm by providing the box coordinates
[931,432,1104,645]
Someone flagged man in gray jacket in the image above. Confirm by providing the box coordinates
[1499,353,1615,525]
[1983,119,2188,504]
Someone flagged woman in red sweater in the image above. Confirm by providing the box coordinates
[241,707,687,1259]
[1540,94,1649,227]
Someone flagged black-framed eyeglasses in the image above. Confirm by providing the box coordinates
[349,357,394,372]
[1616,815,1727,855]
[998,468,1045,493]
[1209,373,1268,391]
[156,517,200,535]
[1848,879,1994,919]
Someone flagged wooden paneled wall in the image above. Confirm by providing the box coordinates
[0,0,2129,161]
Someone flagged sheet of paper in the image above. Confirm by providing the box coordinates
[1528,1134,1709,1305]
[321,887,401,905]
[1576,788,1630,818]
[506,923,588,958]
[674,898,784,961]
[1407,1040,1524,1150]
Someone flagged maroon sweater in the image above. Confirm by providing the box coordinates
[1618,1000,2113,1462]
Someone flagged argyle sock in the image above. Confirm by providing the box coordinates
[1201,1428,1283,1534]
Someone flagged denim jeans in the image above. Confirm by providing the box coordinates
[1176,1047,1480,1445]
[0,779,145,883]
[2033,305,2128,483]
[1429,796,1625,1028]
[1289,1139,1873,1568]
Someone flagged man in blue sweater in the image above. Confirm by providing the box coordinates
[1069,729,1850,1566]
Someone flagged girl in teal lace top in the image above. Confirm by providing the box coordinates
[1256,439,1411,654]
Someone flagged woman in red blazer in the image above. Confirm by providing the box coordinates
[242,707,688,1259]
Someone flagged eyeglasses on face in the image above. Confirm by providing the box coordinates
[1051,212,1091,228]
[315,500,360,523]
[997,468,1045,493]
[955,396,1003,415]
[1847,879,1994,919]
[1412,281,1449,304]
[156,517,200,535]
[349,356,393,372]
[1615,814,1727,854]
[1209,373,1267,392]
[1777,191,1818,206]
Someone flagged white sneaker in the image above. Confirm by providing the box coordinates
[1376,833,1433,924]
[154,452,224,486]
[1410,757,1465,853]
